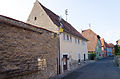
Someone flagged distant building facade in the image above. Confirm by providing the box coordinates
[27,0,88,73]
[0,15,58,79]
[82,29,103,59]
[100,38,107,57]
[106,43,114,56]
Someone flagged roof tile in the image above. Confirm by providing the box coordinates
[39,2,88,40]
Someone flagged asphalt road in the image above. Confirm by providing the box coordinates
[62,57,120,79]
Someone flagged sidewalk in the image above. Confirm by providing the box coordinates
[49,60,95,79]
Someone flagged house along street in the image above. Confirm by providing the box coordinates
[62,57,120,79]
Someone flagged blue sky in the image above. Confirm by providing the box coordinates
[0,0,120,44]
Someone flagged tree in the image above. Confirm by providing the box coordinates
[114,45,119,55]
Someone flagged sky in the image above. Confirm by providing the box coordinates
[0,0,120,44]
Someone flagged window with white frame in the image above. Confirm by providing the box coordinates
[75,38,77,43]
[70,35,72,42]
[82,40,85,45]
[63,33,73,42]
[78,39,80,44]
[67,35,69,40]
[63,33,66,40]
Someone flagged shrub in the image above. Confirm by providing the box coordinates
[88,53,96,60]
[116,53,120,55]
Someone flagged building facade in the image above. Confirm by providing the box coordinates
[100,38,107,57]
[27,0,88,73]
[82,29,103,59]
[0,15,58,79]
[96,37,103,59]
[106,43,114,56]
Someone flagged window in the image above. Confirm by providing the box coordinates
[34,17,37,20]
[63,33,65,40]
[84,54,86,61]
[78,53,80,64]
[78,39,80,44]
[82,40,85,45]
[75,38,77,43]
[70,36,72,42]
[67,35,69,40]
[96,46,99,50]
[63,34,73,42]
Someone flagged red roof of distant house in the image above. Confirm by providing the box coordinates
[82,29,100,52]
[105,43,114,48]
[108,43,114,48]
[38,2,88,41]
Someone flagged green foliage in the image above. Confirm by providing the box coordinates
[118,47,120,53]
[88,53,96,60]
[114,45,119,55]
[116,53,120,55]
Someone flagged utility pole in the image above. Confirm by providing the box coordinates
[65,9,68,21]
[57,16,63,74]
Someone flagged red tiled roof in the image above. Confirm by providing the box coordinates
[108,43,114,48]
[82,29,98,52]
[105,43,114,48]
[38,2,88,41]
[105,42,108,47]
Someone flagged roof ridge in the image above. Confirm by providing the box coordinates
[83,29,98,36]
[37,1,88,40]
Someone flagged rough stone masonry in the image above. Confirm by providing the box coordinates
[0,15,58,79]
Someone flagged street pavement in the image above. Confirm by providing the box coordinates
[62,57,120,79]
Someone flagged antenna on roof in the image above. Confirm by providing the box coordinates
[58,15,62,22]
[89,23,91,29]
[58,16,63,28]
[81,29,82,33]
[65,9,68,21]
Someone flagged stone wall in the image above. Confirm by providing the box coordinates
[0,15,58,79]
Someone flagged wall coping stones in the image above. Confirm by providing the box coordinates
[0,15,56,35]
